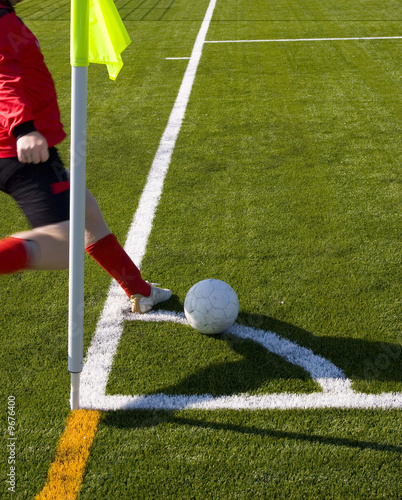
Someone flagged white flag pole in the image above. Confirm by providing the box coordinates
[68,0,89,410]
[68,65,87,410]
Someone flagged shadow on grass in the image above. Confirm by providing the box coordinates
[144,330,319,396]
[101,410,402,454]
[235,313,402,387]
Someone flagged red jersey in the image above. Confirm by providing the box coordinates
[0,8,66,157]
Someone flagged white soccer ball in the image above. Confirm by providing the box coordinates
[184,279,239,334]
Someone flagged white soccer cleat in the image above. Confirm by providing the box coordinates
[130,283,172,314]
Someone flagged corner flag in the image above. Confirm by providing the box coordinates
[71,0,131,79]
[88,0,131,79]
[69,0,131,410]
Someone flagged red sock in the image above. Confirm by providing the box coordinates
[86,233,151,297]
[0,237,29,274]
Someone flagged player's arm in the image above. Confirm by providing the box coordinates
[0,19,49,164]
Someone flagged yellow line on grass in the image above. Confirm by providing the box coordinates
[35,409,101,500]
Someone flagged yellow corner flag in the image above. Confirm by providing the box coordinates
[71,0,131,80]
[89,0,131,80]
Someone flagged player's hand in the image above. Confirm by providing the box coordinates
[17,132,49,164]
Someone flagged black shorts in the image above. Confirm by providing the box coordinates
[0,147,70,228]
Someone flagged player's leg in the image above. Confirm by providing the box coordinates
[0,236,35,274]
[83,187,172,311]
[0,148,71,271]
[10,189,109,266]
[3,219,172,313]
[0,150,171,311]
[11,221,69,270]
[0,150,108,270]
[84,192,172,312]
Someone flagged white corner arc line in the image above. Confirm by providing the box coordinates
[130,310,351,393]
[205,36,402,44]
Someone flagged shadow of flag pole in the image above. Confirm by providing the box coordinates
[68,0,131,410]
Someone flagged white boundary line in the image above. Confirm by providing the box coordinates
[80,0,219,409]
[123,0,217,268]
[205,36,402,44]
[80,1,402,411]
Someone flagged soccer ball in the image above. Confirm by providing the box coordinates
[184,279,239,334]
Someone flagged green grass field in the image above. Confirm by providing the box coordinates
[1,0,401,498]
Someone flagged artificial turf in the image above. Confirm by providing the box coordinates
[0,0,400,498]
